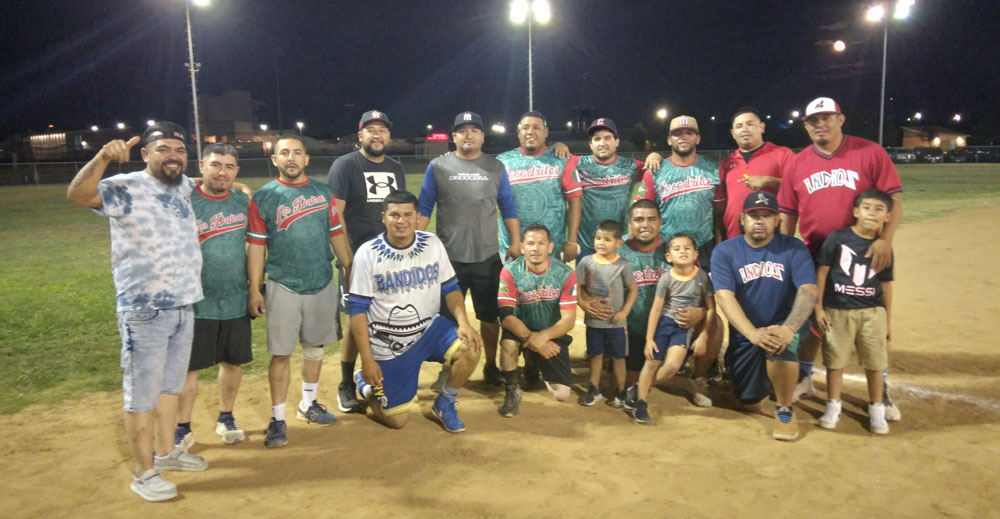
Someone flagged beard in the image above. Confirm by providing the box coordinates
[362,141,385,157]
[671,144,694,158]
[153,161,186,187]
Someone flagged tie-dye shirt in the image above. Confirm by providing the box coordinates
[95,171,203,312]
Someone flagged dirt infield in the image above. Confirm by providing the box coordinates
[2,209,998,518]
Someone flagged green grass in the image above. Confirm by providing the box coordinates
[1,164,997,413]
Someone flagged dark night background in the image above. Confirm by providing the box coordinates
[2,0,998,149]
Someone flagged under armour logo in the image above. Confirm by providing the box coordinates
[463,112,472,121]
[367,175,395,194]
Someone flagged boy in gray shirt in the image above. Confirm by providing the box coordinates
[576,220,637,406]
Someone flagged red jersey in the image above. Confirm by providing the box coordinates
[716,142,795,239]
[778,135,902,256]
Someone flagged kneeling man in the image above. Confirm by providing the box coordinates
[350,191,483,432]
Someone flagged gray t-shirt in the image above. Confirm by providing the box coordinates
[576,255,636,328]
[417,153,517,263]
[95,171,203,312]
[654,267,712,319]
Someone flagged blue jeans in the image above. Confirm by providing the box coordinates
[117,305,194,412]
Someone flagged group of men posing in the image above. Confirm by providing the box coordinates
[68,95,902,502]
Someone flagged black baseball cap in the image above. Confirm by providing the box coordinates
[743,191,779,213]
[142,121,187,145]
[358,110,392,130]
[452,111,483,132]
[587,117,618,138]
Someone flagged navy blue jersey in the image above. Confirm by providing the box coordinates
[711,234,816,327]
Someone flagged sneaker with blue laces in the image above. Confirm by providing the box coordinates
[431,394,466,433]
[264,418,287,448]
[173,425,193,452]
[773,406,799,441]
[296,400,338,425]
[215,414,245,445]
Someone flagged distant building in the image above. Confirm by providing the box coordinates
[901,125,969,150]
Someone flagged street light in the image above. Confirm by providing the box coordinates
[90,125,99,132]
[185,0,209,161]
[833,40,846,52]
[116,122,126,130]
[296,121,305,135]
[791,110,800,118]
[952,114,961,122]
[565,121,572,130]
[147,119,155,127]
[656,108,668,121]
[866,0,915,146]
[259,124,268,131]
[491,123,506,134]
[426,124,433,131]
[510,0,551,112]
[913,112,922,120]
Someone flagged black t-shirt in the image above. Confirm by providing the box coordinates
[816,227,893,309]
[327,150,407,252]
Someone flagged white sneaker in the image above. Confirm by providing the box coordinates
[130,470,178,502]
[215,415,245,445]
[154,447,209,472]
[792,376,815,403]
[687,377,712,407]
[869,402,890,434]
[884,402,902,422]
[818,399,842,429]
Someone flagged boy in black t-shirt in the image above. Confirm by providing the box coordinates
[814,189,894,435]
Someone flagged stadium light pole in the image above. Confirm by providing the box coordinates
[185,0,209,162]
[866,0,914,147]
[510,0,551,112]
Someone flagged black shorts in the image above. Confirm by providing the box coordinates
[626,333,647,372]
[441,254,502,323]
[697,240,715,273]
[189,315,253,371]
[501,329,572,386]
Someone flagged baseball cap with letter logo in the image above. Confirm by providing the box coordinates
[586,117,618,138]
[669,115,699,135]
[359,110,393,129]
[801,97,842,120]
[452,111,483,131]
[742,191,779,213]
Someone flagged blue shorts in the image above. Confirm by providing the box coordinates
[576,246,595,263]
[652,316,691,361]
[117,306,194,412]
[585,327,626,359]
[374,315,461,416]
[724,324,805,404]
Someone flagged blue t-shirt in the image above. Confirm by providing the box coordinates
[710,234,816,328]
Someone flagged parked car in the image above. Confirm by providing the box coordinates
[886,147,917,164]
[914,147,943,163]
[944,148,970,163]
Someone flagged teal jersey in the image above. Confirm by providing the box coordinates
[498,256,577,332]
[636,155,719,248]
[247,177,344,294]
[192,186,249,320]
[576,154,648,251]
[616,236,669,336]
[495,147,582,257]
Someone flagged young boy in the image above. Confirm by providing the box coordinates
[576,220,638,406]
[815,188,895,434]
[630,232,714,424]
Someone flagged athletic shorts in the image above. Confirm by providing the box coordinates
[585,326,626,359]
[373,315,462,415]
[822,307,888,371]
[265,279,338,356]
[697,240,715,273]
[724,326,804,404]
[441,254,502,323]
[501,329,573,386]
[652,316,693,361]
[626,333,647,372]
[189,315,253,371]
[117,305,194,413]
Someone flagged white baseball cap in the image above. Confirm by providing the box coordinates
[801,97,842,120]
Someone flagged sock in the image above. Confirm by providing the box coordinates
[798,360,814,380]
[441,384,459,403]
[341,361,356,388]
[302,381,318,406]
[218,411,233,420]
[272,403,286,422]
[356,375,373,399]
[503,369,518,387]
[177,421,191,431]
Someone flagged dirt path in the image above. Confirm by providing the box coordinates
[2,209,998,518]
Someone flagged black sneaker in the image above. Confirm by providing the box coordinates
[622,383,638,411]
[578,384,604,406]
[337,381,361,413]
[483,364,503,387]
[631,400,652,425]
[499,385,522,417]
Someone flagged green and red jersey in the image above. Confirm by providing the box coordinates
[192,186,249,319]
[498,256,577,332]
[616,236,669,336]
[575,154,649,251]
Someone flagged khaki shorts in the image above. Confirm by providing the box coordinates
[821,307,888,371]
[265,279,339,355]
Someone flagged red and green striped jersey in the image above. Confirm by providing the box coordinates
[498,256,577,332]
[192,186,249,319]
[495,146,582,257]
[576,154,648,251]
[247,177,343,294]
[616,236,669,336]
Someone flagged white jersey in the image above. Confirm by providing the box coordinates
[350,230,457,360]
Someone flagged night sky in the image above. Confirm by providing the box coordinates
[2,1,998,147]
